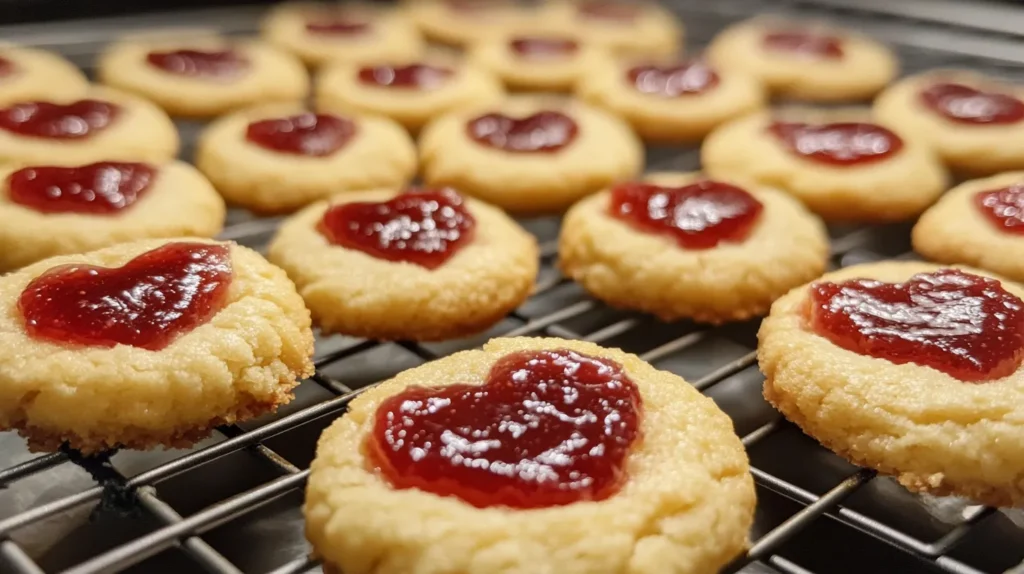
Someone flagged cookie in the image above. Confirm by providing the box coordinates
[0,237,315,453]
[874,70,1024,175]
[268,188,538,341]
[262,2,424,67]
[404,0,542,47]
[707,17,897,102]
[759,261,1024,507]
[467,31,606,92]
[0,45,89,106]
[577,56,765,142]
[97,37,309,118]
[305,336,755,574]
[701,108,948,222]
[317,54,504,133]
[196,103,416,214]
[560,172,828,323]
[419,95,643,213]
[539,0,683,57]
[0,160,224,272]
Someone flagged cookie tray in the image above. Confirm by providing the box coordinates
[1,0,1023,573]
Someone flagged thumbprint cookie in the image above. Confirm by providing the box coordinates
[0,45,89,106]
[540,0,683,58]
[0,238,315,453]
[760,261,1024,507]
[560,172,829,323]
[305,336,755,574]
[701,108,948,222]
[196,104,416,214]
[467,31,606,92]
[405,0,542,47]
[419,95,643,213]
[268,188,538,341]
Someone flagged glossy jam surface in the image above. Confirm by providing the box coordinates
[366,349,643,509]
[319,189,475,269]
[609,180,763,249]
[768,121,904,166]
[467,111,578,153]
[975,184,1024,235]
[808,270,1024,382]
[305,17,371,35]
[509,37,579,59]
[919,82,1024,125]
[577,1,641,21]
[628,62,720,97]
[8,162,155,215]
[146,49,250,79]
[762,30,844,59]
[19,242,233,351]
[246,113,356,157]
[0,100,120,140]
[357,64,453,90]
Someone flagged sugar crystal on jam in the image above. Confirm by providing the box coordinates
[975,184,1024,235]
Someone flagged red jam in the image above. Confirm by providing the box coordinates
[975,184,1024,235]
[762,30,844,60]
[467,111,578,153]
[509,37,579,59]
[357,64,453,90]
[609,180,763,249]
[8,162,155,215]
[919,82,1024,125]
[145,49,250,79]
[628,61,720,97]
[318,189,475,270]
[768,121,904,166]
[305,18,371,35]
[18,242,232,351]
[577,1,641,21]
[807,269,1024,382]
[366,349,642,509]
[0,100,120,140]
[245,113,356,157]
[0,56,16,78]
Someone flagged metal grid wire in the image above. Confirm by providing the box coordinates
[1,1,1024,573]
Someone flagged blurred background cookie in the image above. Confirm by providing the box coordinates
[468,30,604,92]
[0,45,89,106]
[540,0,683,58]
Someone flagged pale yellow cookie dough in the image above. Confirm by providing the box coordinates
[419,96,643,213]
[196,103,416,214]
[467,30,606,92]
[577,57,765,142]
[404,0,543,47]
[0,237,315,453]
[0,85,179,166]
[97,37,309,118]
[539,0,682,58]
[268,189,538,341]
[0,45,89,106]
[874,70,1024,175]
[560,172,829,323]
[305,336,755,574]
[707,18,897,102]
[701,109,948,222]
[759,261,1024,507]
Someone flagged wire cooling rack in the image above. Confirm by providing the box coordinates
[1,1,1024,573]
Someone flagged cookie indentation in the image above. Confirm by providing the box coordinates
[628,61,720,97]
[920,82,1024,126]
[762,29,844,60]
[768,120,903,166]
[357,64,453,90]
[467,110,578,153]
[8,162,155,215]
[146,49,250,80]
[246,112,356,157]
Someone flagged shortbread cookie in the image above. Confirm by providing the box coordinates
[0,238,314,453]
[468,31,606,92]
[317,55,504,133]
[404,0,542,47]
[419,96,643,212]
[760,261,1024,507]
[577,56,765,142]
[540,0,682,57]
[875,70,1024,175]
[305,336,755,574]
[0,85,179,166]
[97,37,309,117]
[701,109,947,221]
[196,104,416,214]
[560,172,828,323]
[707,18,897,101]
[268,188,537,341]
[0,45,89,106]
[262,2,424,67]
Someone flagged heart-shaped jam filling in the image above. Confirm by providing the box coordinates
[509,37,579,59]
[366,348,642,508]
[762,29,844,60]
[975,184,1024,234]
[628,61,720,97]
[246,113,356,157]
[8,162,156,215]
[577,1,642,22]
[768,121,904,166]
[0,56,17,79]
[305,18,372,35]
[19,242,233,351]
[0,100,121,140]
[357,64,454,90]
[807,269,1024,382]
[146,49,250,80]
[467,111,578,153]
[919,82,1024,125]
[609,180,763,249]
[318,188,475,269]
